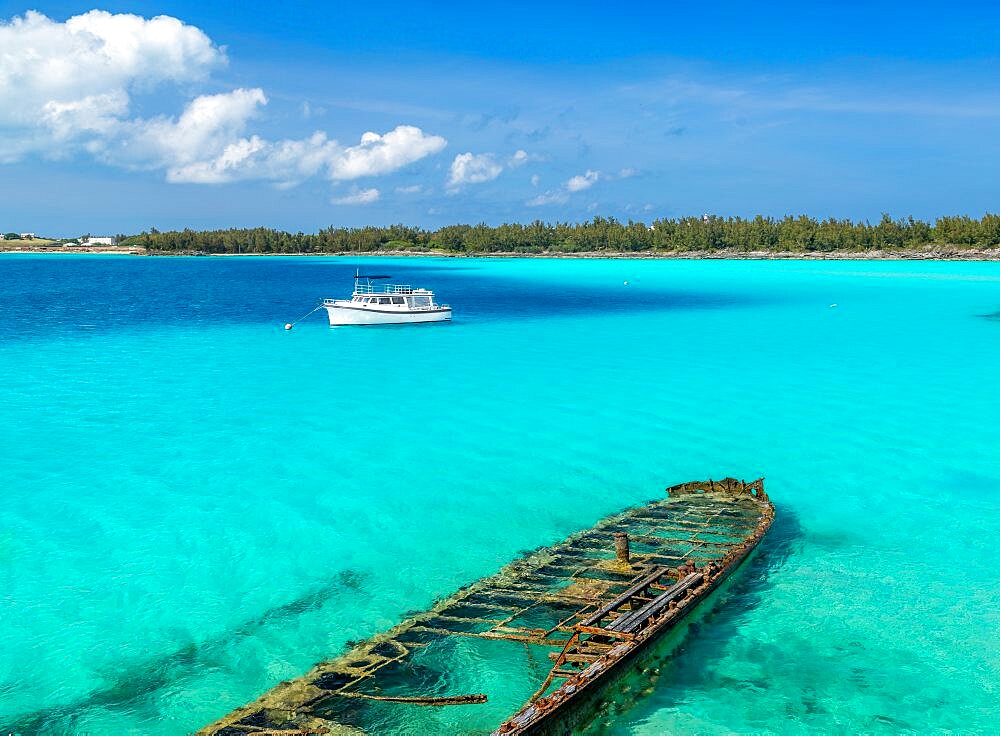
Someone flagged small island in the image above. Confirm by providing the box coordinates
[5,214,998,259]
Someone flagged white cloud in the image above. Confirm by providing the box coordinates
[565,169,601,192]
[530,174,541,187]
[0,10,448,188]
[396,184,425,194]
[41,91,130,141]
[0,10,223,161]
[527,168,604,206]
[618,167,638,178]
[155,117,445,185]
[526,190,569,207]
[111,88,269,178]
[447,152,504,188]
[332,126,446,180]
[446,149,541,190]
[510,149,530,167]
[332,188,380,205]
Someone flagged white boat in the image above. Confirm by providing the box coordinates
[322,273,452,326]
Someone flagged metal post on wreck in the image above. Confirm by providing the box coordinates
[613,531,631,566]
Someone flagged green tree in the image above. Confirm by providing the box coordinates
[114,213,999,256]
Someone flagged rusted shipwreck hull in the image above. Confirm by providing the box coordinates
[200,478,773,736]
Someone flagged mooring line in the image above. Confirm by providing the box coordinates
[284,302,324,330]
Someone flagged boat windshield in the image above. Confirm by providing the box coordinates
[408,295,432,308]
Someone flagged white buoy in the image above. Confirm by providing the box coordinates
[284,323,293,330]
[624,280,629,286]
[829,303,838,308]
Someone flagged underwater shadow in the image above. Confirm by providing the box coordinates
[2,570,366,735]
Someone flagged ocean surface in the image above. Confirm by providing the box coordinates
[1,254,998,735]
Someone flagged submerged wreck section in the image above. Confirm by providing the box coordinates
[200,478,773,736]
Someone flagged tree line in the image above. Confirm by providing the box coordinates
[118,214,1000,254]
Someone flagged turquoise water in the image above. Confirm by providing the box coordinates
[1,255,998,735]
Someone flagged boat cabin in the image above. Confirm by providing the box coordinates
[349,289,435,309]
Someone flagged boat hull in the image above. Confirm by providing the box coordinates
[324,304,452,326]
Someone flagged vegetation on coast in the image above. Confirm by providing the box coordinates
[2,235,57,245]
[116,214,1000,255]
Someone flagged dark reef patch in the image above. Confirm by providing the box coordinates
[1,569,367,734]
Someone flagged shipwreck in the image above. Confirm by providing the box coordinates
[200,477,774,735]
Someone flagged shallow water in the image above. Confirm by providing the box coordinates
[1,255,998,734]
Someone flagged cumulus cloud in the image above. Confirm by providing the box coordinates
[527,168,603,207]
[0,10,447,187]
[565,169,601,192]
[0,10,223,161]
[333,126,446,180]
[110,88,270,178]
[509,149,545,167]
[510,150,530,167]
[332,188,380,205]
[153,118,445,186]
[530,174,541,187]
[447,152,504,188]
[446,148,541,190]
[526,190,569,207]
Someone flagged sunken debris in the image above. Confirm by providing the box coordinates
[200,477,773,736]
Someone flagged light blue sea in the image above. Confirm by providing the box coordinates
[1,255,998,735]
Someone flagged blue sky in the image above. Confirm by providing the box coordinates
[1,1,998,235]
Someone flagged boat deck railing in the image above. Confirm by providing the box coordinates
[353,283,429,295]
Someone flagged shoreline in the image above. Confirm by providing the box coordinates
[3,245,999,261]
